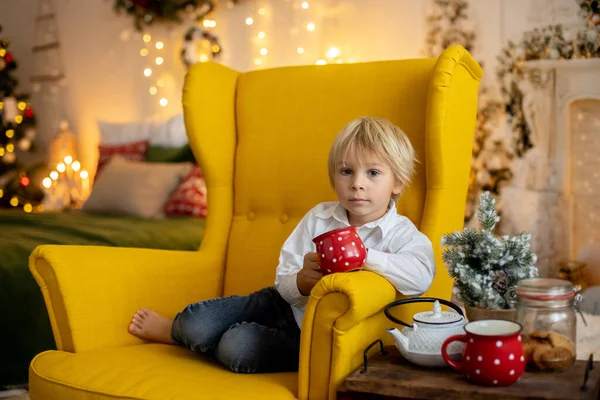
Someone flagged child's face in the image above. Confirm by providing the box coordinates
[333,148,403,226]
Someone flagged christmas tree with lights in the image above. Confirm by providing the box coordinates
[0,25,42,212]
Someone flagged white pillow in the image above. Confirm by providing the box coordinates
[97,114,188,147]
[152,114,189,147]
[97,120,156,145]
[82,155,193,219]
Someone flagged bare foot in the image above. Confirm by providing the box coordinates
[128,308,175,344]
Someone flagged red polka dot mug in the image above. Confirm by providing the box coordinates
[312,226,367,275]
[441,320,526,386]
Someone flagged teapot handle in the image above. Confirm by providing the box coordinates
[384,297,464,328]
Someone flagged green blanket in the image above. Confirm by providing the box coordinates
[0,210,205,385]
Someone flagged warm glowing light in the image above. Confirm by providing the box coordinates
[203,19,216,28]
[143,34,151,43]
[157,79,165,87]
[316,59,327,65]
[0,189,3,198]
[10,197,18,207]
[258,8,266,15]
[140,48,149,56]
[199,54,209,62]
[212,44,220,53]
[42,177,52,188]
[17,102,26,110]
[6,144,14,152]
[0,49,5,57]
[149,86,158,95]
[155,41,164,50]
[24,203,32,213]
[301,2,309,9]
[258,32,265,39]
[57,163,66,172]
[254,58,262,65]
[50,171,59,180]
[15,115,22,124]
[246,17,254,25]
[5,129,14,138]
[20,176,30,187]
[260,48,268,56]
[72,161,81,171]
[326,47,340,59]
[80,170,89,179]
[64,155,73,164]
[155,57,164,65]
[159,98,168,107]
[297,47,305,54]
[0,147,4,156]
[307,22,315,31]
[144,68,152,77]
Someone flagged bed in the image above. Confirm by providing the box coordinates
[0,209,205,385]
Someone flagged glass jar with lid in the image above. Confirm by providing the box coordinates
[514,278,582,372]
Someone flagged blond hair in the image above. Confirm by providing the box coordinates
[328,117,416,199]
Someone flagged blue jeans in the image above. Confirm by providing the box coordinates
[171,286,301,373]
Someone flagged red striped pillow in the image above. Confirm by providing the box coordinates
[96,140,149,179]
[164,165,207,218]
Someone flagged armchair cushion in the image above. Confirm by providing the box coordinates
[30,345,297,400]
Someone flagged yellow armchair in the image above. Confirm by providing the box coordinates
[28,45,482,400]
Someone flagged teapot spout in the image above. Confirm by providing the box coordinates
[386,328,409,351]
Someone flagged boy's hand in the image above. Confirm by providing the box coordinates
[297,252,323,296]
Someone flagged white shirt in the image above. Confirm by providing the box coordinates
[275,201,436,328]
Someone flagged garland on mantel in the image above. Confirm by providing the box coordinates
[497,0,600,157]
[113,0,239,31]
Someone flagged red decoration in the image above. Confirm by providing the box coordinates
[132,0,149,9]
[20,176,30,187]
[4,52,13,63]
[24,108,34,118]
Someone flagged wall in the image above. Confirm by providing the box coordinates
[0,0,583,173]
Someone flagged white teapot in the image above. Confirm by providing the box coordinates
[385,297,466,368]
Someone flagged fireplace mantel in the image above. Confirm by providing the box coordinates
[500,57,600,277]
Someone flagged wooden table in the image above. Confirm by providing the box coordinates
[337,346,600,400]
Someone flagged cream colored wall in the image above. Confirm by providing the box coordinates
[0,0,579,173]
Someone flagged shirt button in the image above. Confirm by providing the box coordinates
[280,214,289,223]
[247,212,256,221]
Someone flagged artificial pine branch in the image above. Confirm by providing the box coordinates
[477,191,499,231]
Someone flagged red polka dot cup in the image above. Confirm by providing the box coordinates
[312,227,367,275]
[441,320,525,386]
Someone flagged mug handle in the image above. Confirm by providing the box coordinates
[441,334,468,371]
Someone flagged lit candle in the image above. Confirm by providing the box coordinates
[80,170,90,198]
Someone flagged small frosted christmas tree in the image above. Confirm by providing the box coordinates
[442,192,539,309]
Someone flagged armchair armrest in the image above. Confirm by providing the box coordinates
[29,245,224,353]
[298,271,400,400]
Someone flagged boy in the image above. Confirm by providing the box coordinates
[128,116,435,374]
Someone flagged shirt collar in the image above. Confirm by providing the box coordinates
[315,200,397,236]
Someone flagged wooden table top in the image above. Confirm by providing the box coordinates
[338,346,600,400]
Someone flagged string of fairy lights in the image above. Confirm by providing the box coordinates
[138,33,170,108]
[243,1,345,68]
[135,1,349,110]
